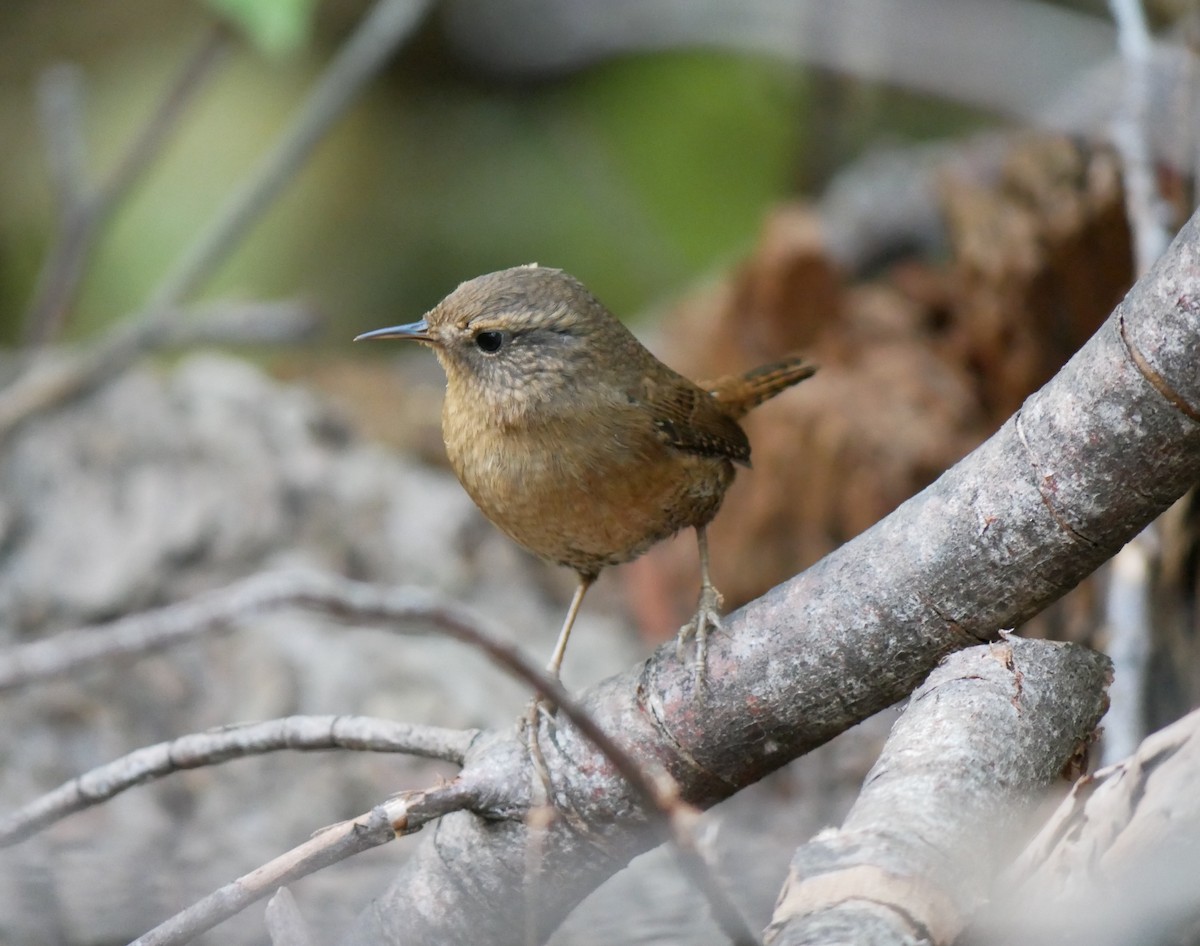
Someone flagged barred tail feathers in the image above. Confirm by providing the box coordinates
[704,356,816,418]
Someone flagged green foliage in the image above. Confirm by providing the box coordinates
[573,53,804,276]
[351,52,807,324]
[205,0,317,56]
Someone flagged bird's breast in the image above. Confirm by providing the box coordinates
[440,394,733,574]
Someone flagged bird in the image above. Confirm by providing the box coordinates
[356,264,814,687]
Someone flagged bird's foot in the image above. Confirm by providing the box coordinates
[525,693,559,730]
[523,696,557,806]
[676,583,724,689]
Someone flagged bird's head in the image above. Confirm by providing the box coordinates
[356,265,634,412]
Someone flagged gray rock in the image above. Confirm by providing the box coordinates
[0,352,882,946]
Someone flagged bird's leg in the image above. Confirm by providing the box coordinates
[526,573,591,725]
[677,525,724,685]
[546,574,592,682]
[525,574,593,797]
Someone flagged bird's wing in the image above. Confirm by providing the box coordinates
[637,376,751,464]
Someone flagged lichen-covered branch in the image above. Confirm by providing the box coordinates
[764,637,1110,945]
[341,185,1200,946]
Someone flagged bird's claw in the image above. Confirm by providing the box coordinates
[676,584,724,687]
[524,695,558,805]
[523,694,558,736]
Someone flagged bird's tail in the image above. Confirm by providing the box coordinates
[704,356,816,418]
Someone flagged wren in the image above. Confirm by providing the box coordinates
[356,265,814,684]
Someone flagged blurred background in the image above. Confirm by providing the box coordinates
[3,1,1200,944]
[0,0,1036,337]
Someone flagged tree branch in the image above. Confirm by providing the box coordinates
[128,781,478,946]
[337,187,1200,946]
[1101,0,1171,767]
[22,24,231,345]
[0,568,490,692]
[1107,0,1173,273]
[763,636,1109,945]
[4,568,756,944]
[35,62,90,219]
[0,715,477,847]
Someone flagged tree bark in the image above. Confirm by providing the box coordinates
[764,636,1109,946]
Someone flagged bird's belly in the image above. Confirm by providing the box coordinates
[447,427,732,576]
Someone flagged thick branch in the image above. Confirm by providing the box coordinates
[341,195,1200,945]
[764,636,1110,945]
[0,716,477,847]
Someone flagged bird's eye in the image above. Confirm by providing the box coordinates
[475,330,505,353]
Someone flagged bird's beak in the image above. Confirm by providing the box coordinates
[354,319,435,343]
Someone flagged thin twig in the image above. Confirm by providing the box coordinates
[5,566,755,944]
[349,587,761,946]
[129,781,477,946]
[1102,531,1156,764]
[22,25,231,346]
[163,299,323,347]
[1103,0,1168,766]
[35,63,90,218]
[0,568,486,692]
[0,0,433,445]
[0,715,477,847]
[58,570,756,946]
[1108,0,1174,272]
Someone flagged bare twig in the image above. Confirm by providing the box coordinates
[0,0,433,446]
[0,715,477,847]
[1108,0,1174,271]
[35,63,90,217]
[372,616,757,943]
[165,299,323,347]
[1102,0,1171,766]
[5,566,755,943]
[1101,530,1156,764]
[23,25,231,346]
[129,781,477,946]
[0,569,485,692]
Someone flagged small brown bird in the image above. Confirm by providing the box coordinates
[356,265,814,683]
